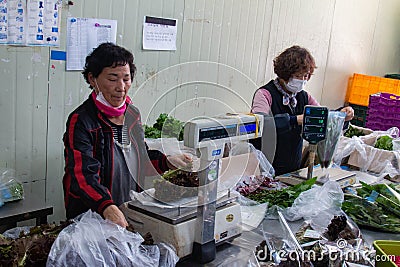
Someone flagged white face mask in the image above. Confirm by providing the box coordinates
[94,79,125,108]
[286,78,307,94]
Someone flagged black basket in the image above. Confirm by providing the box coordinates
[348,103,368,127]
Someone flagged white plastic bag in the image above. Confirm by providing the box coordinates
[283,181,344,223]
[46,210,179,267]
[335,126,400,179]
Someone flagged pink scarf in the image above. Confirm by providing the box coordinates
[91,91,132,117]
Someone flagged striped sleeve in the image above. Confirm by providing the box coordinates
[63,113,114,215]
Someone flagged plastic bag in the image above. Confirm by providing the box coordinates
[46,210,179,267]
[0,168,24,207]
[334,126,400,179]
[229,141,275,178]
[283,181,344,223]
[1,226,32,239]
[317,111,346,171]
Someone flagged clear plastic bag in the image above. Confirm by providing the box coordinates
[0,168,24,207]
[317,111,346,182]
[229,141,275,178]
[229,142,275,195]
[46,210,179,267]
[283,181,344,223]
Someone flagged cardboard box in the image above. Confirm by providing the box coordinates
[220,152,260,180]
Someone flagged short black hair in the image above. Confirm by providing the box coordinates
[82,42,136,86]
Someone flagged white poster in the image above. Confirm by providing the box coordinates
[0,0,61,46]
[142,16,177,51]
[0,0,11,44]
[66,17,117,71]
[7,0,27,45]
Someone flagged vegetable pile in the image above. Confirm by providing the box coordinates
[144,113,184,141]
[154,169,199,202]
[374,135,393,151]
[342,182,400,233]
[234,175,283,196]
[344,125,366,138]
[0,221,73,266]
[242,178,317,208]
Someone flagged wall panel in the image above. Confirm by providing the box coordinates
[0,0,399,224]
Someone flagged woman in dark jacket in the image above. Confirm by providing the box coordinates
[63,43,191,227]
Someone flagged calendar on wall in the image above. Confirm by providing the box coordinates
[0,0,61,46]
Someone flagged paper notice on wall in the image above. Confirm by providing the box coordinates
[0,0,61,46]
[66,17,117,71]
[0,0,12,44]
[26,0,61,46]
[142,16,177,50]
[3,0,26,45]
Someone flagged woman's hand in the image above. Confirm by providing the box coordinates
[167,153,193,170]
[103,205,128,228]
[340,106,354,121]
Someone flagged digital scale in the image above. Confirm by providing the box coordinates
[302,105,328,179]
[121,113,264,263]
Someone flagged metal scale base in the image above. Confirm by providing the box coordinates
[121,192,242,259]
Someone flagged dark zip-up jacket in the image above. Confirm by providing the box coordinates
[63,95,168,219]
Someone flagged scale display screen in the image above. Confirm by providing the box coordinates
[239,122,257,135]
[302,106,328,144]
[198,124,236,142]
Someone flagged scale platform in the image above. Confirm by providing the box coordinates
[121,190,242,258]
[276,166,357,188]
[127,190,239,224]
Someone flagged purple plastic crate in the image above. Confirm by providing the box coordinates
[367,92,400,129]
[369,92,400,107]
[365,120,396,131]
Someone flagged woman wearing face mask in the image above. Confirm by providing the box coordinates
[63,43,192,228]
[251,45,353,175]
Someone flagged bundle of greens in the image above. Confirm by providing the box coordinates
[342,182,400,233]
[154,169,199,202]
[244,178,317,208]
[374,135,393,151]
[144,113,184,141]
[344,125,367,138]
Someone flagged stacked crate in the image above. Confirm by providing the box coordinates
[365,92,400,131]
[345,73,400,128]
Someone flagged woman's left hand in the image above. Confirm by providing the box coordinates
[340,106,354,121]
[167,153,193,170]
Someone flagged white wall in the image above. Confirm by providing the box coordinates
[0,0,399,223]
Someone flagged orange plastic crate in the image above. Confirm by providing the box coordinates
[346,73,400,106]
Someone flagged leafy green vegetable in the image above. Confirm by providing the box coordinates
[245,177,317,208]
[341,182,400,233]
[342,194,400,233]
[344,125,366,138]
[374,135,393,150]
[143,125,161,139]
[144,113,184,140]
